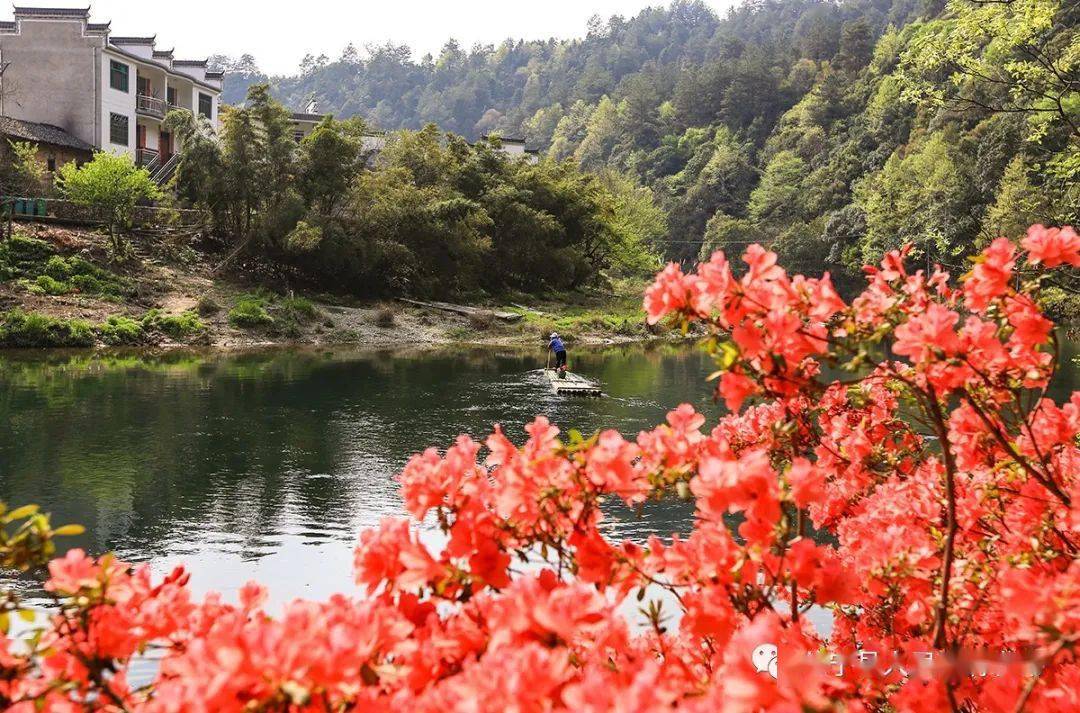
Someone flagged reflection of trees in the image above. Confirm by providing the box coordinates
[2,339,981,572]
[0,349,375,559]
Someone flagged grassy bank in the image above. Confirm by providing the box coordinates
[0,223,664,351]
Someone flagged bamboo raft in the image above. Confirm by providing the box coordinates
[544,369,603,397]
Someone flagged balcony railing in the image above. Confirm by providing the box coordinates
[136,147,159,169]
[136,93,167,119]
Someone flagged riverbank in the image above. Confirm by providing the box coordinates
[0,223,670,351]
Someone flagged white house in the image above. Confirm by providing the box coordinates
[481,135,539,161]
[0,6,223,173]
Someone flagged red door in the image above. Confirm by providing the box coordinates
[160,131,172,160]
[136,124,146,150]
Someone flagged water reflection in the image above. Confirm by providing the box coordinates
[0,344,712,605]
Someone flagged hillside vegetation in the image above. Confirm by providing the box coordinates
[164,88,662,300]
[214,0,1079,309]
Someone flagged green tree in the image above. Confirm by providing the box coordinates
[56,153,161,257]
[299,117,362,214]
[1,140,46,196]
[548,101,594,161]
[246,84,302,244]
[164,109,223,215]
[598,170,664,277]
[900,0,1080,145]
[855,131,977,265]
[980,155,1050,243]
[574,96,620,169]
[747,150,809,225]
[218,105,260,237]
[699,211,762,261]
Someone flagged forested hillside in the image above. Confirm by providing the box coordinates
[212,0,1079,302]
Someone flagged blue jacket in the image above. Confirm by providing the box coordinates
[549,337,565,353]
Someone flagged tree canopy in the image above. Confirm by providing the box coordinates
[171,85,662,298]
[212,0,1079,300]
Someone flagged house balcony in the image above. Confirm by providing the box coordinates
[136,93,167,119]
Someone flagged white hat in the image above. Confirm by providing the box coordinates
[550,332,558,339]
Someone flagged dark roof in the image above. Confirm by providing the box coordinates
[482,133,526,144]
[110,36,156,45]
[0,21,14,30]
[290,112,326,122]
[0,116,94,152]
[173,59,207,67]
[13,7,89,17]
[86,22,109,31]
[205,70,224,79]
[153,49,174,58]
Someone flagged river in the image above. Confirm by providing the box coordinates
[1,339,1077,609]
[0,344,714,605]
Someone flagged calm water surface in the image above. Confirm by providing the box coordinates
[2,339,1077,610]
[0,343,718,605]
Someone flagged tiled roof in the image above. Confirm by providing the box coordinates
[0,21,14,30]
[173,59,207,67]
[110,36,156,45]
[290,112,326,122]
[86,22,110,31]
[206,70,224,79]
[13,7,89,17]
[482,134,526,144]
[0,116,94,152]
[153,49,174,58]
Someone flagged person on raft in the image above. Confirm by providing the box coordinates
[548,332,567,374]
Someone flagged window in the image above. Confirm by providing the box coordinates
[110,60,128,92]
[198,93,212,119]
[293,131,304,143]
[109,113,129,145]
[167,86,177,107]
[47,157,56,172]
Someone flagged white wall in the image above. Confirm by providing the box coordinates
[100,53,136,157]
[0,17,101,148]
[118,42,153,60]
[191,86,218,125]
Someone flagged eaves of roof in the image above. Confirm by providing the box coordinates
[103,45,222,93]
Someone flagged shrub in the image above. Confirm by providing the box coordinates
[0,310,94,347]
[277,296,318,320]
[374,308,396,328]
[33,274,70,295]
[43,255,72,279]
[228,296,274,328]
[468,312,494,331]
[265,297,317,340]
[284,220,323,253]
[142,309,205,340]
[0,235,55,277]
[98,315,145,345]
[22,254,135,300]
[196,295,221,316]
